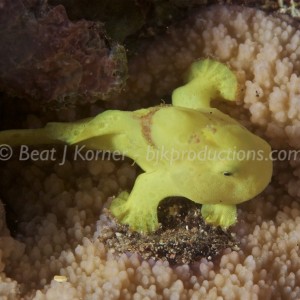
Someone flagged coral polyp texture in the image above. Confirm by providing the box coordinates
[1,4,300,300]
[0,60,273,232]
[125,4,300,148]
[0,0,127,107]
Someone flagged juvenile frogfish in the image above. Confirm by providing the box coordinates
[0,59,273,233]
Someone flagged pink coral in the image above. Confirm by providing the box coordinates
[125,5,300,148]
[1,158,300,299]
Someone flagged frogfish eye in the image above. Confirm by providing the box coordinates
[223,171,233,176]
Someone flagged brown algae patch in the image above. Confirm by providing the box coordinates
[98,197,239,265]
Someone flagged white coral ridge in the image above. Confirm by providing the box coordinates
[2,4,300,300]
[127,5,300,148]
[1,157,300,299]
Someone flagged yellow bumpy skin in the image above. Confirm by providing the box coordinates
[0,59,273,233]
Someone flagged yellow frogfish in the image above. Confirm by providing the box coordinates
[0,59,273,233]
